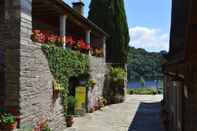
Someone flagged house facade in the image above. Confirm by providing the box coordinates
[162,0,197,131]
[0,0,108,130]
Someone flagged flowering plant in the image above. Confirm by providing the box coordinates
[32,30,91,53]
[78,39,90,50]
[32,30,63,45]
[91,48,103,57]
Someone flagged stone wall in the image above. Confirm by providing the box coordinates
[19,43,66,130]
[3,0,21,113]
[19,0,66,130]
[0,0,66,130]
[89,56,107,97]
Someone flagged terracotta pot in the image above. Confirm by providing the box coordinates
[66,116,74,127]
[89,107,95,113]
[94,106,99,111]
[99,103,105,109]
[5,122,17,130]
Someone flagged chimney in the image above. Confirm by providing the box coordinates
[72,0,85,16]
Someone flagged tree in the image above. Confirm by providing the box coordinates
[88,0,130,63]
[127,47,163,82]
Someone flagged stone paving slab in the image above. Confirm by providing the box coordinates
[65,95,165,131]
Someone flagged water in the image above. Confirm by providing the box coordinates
[128,80,163,89]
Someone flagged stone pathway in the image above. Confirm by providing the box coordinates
[65,95,165,131]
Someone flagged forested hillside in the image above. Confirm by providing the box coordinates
[128,47,163,82]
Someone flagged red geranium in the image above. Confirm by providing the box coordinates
[66,36,75,46]
[31,30,92,52]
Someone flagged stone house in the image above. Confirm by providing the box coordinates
[0,0,108,130]
[162,0,197,131]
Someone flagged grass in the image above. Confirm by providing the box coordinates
[127,88,163,95]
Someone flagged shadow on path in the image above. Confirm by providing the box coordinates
[128,102,165,131]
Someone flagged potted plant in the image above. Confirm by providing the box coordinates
[0,113,17,130]
[65,114,74,127]
[52,80,64,96]
[41,123,52,131]
[66,96,76,127]
[97,97,105,109]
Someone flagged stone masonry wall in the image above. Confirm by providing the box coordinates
[0,0,66,130]
[89,56,107,97]
[19,0,66,130]
[19,43,66,130]
[3,0,21,113]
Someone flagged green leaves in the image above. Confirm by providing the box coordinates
[41,45,89,92]
[0,113,16,125]
[109,67,126,82]
[128,47,163,81]
[88,0,130,63]
[41,44,89,111]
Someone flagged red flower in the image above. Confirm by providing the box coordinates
[66,36,75,46]
[32,30,91,51]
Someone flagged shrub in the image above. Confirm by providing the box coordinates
[109,67,126,83]
[127,88,157,95]
[0,113,16,125]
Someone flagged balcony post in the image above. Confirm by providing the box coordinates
[85,30,91,44]
[103,36,106,59]
[60,15,67,49]
[85,30,91,55]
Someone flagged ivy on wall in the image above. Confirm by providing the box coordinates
[41,44,89,109]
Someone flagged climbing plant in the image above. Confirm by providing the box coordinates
[41,44,89,109]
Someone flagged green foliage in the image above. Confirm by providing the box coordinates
[41,44,89,111]
[128,47,163,81]
[0,113,16,125]
[88,0,130,63]
[67,96,76,115]
[21,124,34,131]
[41,44,89,92]
[139,77,145,87]
[109,67,126,82]
[42,127,52,131]
[127,88,157,95]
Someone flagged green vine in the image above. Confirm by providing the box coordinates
[41,44,89,110]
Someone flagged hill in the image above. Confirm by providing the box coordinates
[128,47,163,82]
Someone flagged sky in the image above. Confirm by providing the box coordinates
[64,0,172,52]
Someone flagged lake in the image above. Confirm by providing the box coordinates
[128,80,163,89]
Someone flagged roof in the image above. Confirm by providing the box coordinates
[32,0,109,37]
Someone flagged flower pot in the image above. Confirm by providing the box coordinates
[66,116,74,127]
[94,105,99,111]
[5,122,17,130]
[89,107,95,113]
[98,102,105,109]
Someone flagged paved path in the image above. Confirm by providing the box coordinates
[65,95,165,131]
